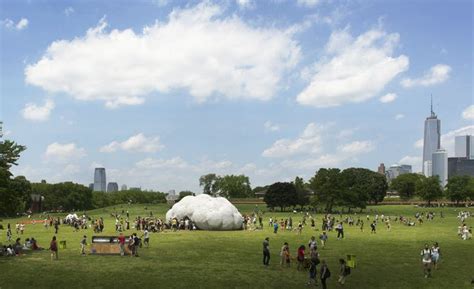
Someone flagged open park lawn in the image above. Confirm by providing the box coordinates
[0,204,473,289]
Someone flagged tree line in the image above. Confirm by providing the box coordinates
[390,173,474,205]
[263,168,387,212]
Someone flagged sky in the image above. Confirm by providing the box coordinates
[1,0,473,193]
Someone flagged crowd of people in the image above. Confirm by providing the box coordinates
[262,236,352,288]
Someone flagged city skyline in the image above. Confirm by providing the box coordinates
[2,1,473,192]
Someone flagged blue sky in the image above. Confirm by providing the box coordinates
[1,0,473,192]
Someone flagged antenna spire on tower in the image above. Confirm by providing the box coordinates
[430,94,435,117]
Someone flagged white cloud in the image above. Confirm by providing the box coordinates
[338,140,375,154]
[262,122,325,157]
[44,142,86,162]
[462,105,474,120]
[379,93,397,103]
[236,0,254,9]
[264,121,280,132]
[100,133,164,153]
[16,18,28,30]
[25,3,300,108]
[2,18,28,30]
[414,125,474,156]
[21,99,55,121]
[399,155,422,172]
[296,28,409,107]
[395,113,405,120]
[64,7,74,16]
[401,64,451,88]
[297,0,320,7]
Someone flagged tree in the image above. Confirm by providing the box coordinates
[177,190,194,201]
[390,173,421,200]
[446,176,473,205]
[0,140,27,216]
[215,175,252,199]
[308,168,342,212]
[339,168,370,211]
[264,182,296,211]
[416,175,443,206]
[294,176,309,209]
[199,174,219,196]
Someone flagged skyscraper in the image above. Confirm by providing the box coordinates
[121,184,128,191]
[377,163,386,175]
[107,182,119,193]
[432,149,448,187]
[422,98,440,176]
[454,135,472,159]
[93,168,106,192]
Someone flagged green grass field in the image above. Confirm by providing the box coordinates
[0,204,473,289]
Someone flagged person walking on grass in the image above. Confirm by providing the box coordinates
[273,221,279,234]
[297,245,306,271]
[337,258,350,285]
[320,260,330,289]
[262,237,270,266]
[319,231,328,248]
[421,244,432,278]
[80,235,87,256]
[336,222,344,239]
[280,242,290,267]
[118,233,126,256]
[431,242,441,270]
[307,248,320,286]
[49,236,58,261]
[370,221,377,234]
[142,229,150,248]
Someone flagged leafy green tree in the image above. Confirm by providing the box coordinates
[215,175,252,198]
[177,190,194,201]
[294,176,310,209]
[199,173,220,196]
[390,173,421,200]
[446,176,473,205]
[416,175,443,206]
[0,140,27,216]
[339,168,370,211]
[308,168,342,212]
[264,182,296,211]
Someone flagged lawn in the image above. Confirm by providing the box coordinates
[0,204,472,289]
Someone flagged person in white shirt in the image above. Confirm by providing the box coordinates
[420,244,432,278]
[431,242,441,269]
[142,229,150,247]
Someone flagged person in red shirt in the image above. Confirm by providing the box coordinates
[297,245,306,271]
[118,233,126,256]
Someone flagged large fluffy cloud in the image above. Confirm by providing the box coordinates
[296,28,409,107]
[25,3,300,108]
[166,194,243,230]
[262,123,325,157]
[401,64,451,88]
[44,142,86,162]
[100,133,164,153]
[462,105,474,120]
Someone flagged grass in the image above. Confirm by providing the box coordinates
[0,204,473,289]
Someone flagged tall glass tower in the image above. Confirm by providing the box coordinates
[93,168,107,192]
[422,98,440,176]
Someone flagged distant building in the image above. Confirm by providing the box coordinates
[432,149,448,187]
[107,182,119,193]
[454,135,473,159]
[377,163,386,175]
[422,99,441,176]
[93,168,106,192]
[385,164,412,182]
[121,184,128,191]
[166,190,178,204]
[88,183,94,190]
[423,161,432,178]
[129,187,141,191]
[448,157,474,178]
